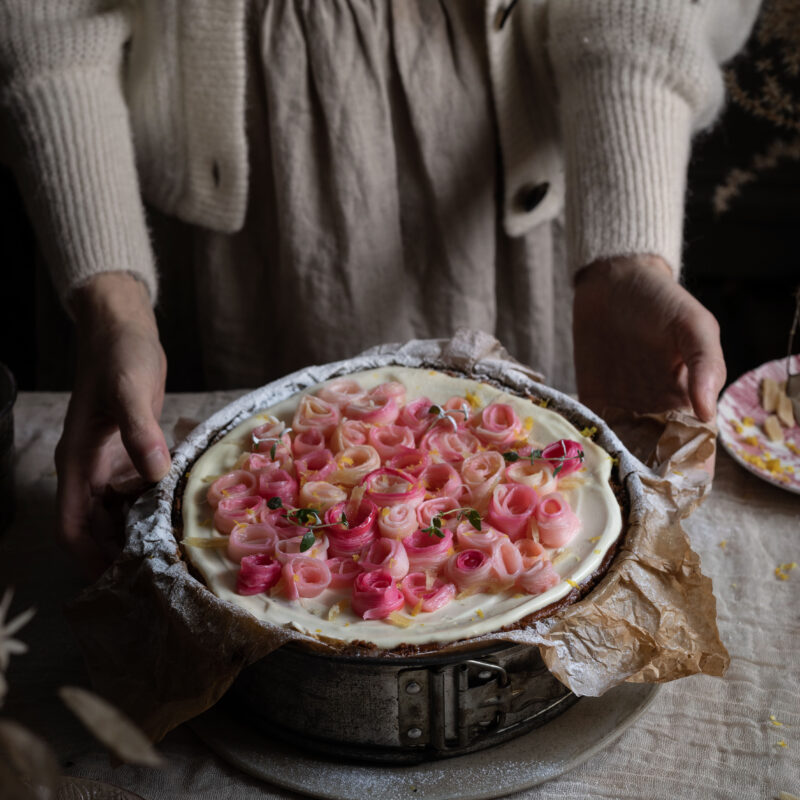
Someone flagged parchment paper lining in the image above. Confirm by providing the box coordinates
[66,331,728,741]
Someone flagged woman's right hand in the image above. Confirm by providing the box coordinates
[55,272,171,578]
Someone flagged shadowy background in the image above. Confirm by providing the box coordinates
[2,3,798,393]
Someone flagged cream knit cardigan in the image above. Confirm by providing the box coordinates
[0,0,759,306]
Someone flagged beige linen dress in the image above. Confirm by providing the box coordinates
[163,0,574,391]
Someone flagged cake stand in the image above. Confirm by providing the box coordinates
[191,682,660,800]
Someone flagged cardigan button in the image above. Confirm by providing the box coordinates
[515,181,549,213]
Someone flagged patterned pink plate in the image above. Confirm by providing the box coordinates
[717,355,800,494]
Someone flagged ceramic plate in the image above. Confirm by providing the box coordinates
[191,683,660,800]
[717,355,800,494]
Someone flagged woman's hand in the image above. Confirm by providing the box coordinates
[55,272,171,578]
[572,255,726,422]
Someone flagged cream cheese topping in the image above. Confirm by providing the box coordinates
[181,367,621,648]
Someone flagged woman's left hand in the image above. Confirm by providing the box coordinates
[572,255,727,422]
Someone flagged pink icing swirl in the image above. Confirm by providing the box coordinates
[419,462,462,498]
[214,495,265,535]
[359,538,410,580]
[377,502,419,540]
[419,428,481,463]
[489,536,524,589]
[444,549,493,591]
[274,534,329,564]
[331,445,381,487]
[330,419,371,452]
[344,392,400,425]
[397,397,435,440]
[292,395,341,438]
[299,481,348,511]
[256,469,298,507]
[282,556,333,599]
[368,424,416,461]
[403,527,454,571]
[460,451,505,511]
[351,569,406,620]
[534,492,582,548]
[386,447,430,477]
[515,538,546,569]
[236,554,282,596]
[540,439,584,477]
[292,428,327,457]
[362,467,425,508]
[505,461,558,495]
[455,521,503,552]
[227,523,278,563]
[470,403,523,448]
[516,559,560,595]
[416,496,460,531]
[326,556,363,589]
[260,508,309,540]
[371,381,407,405]
[400,573,456,613]
[207,470,258,509]
[295,449,336,484]
[316,378,368,408]
[486,483,538,541]
[324,499,378,557]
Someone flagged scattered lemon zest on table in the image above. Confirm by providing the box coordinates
[776,740,788,748]
[719,540,727,549]
[770,715,784,727]
[778,792,800,800]
[775,562,797,581]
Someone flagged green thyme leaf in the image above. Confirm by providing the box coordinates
[339,512,349,527]
[466,510,482,531]
[299,530,316,552]
[270,441,278,460]
[267,496,283,510]
[502,451,520,462]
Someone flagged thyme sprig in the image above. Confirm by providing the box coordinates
[251,425,292,460]
[421,506,482,538]
[426,402,470,433]
[266,497,348,551]
[502,442,585,478]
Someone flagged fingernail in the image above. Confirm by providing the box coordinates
[144,448,170,480]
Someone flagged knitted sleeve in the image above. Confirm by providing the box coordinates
[548,0,760,278]
[0,0,157,308]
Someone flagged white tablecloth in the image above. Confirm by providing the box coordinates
[3,392,798,799]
